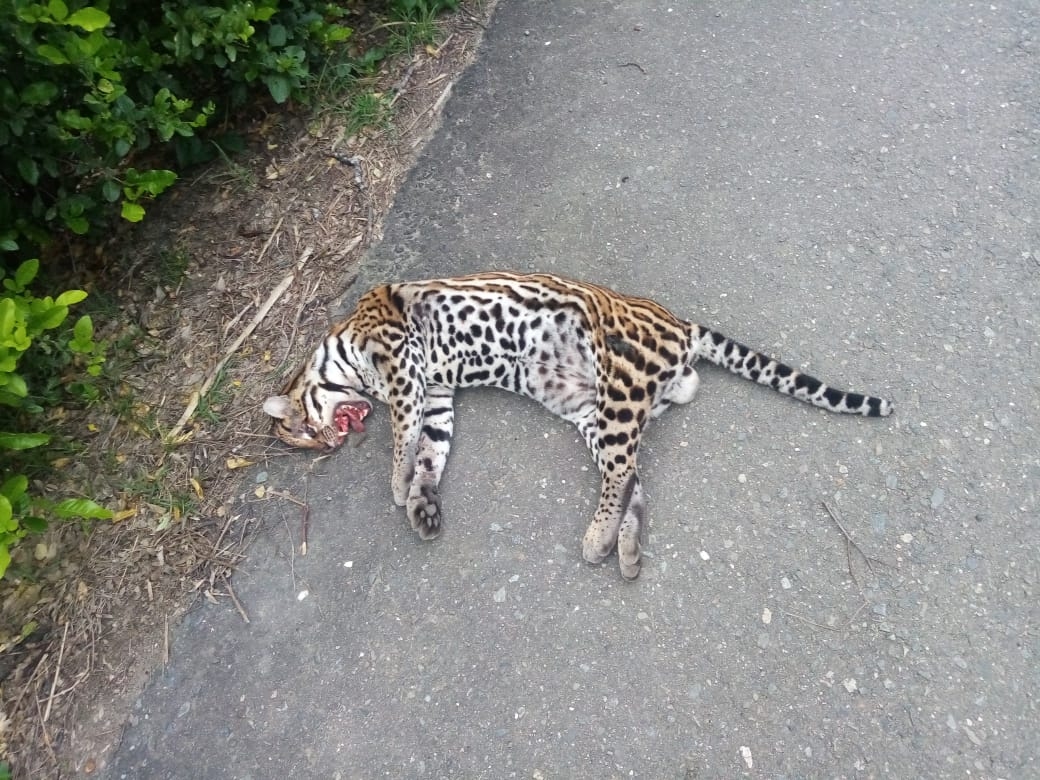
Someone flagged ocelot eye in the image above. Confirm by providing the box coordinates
[303,423,318,437]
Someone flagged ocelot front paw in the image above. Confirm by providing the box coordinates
[407,483,442,540]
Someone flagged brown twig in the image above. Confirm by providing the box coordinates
[821,500,875,578]
[224,575,250,624]
[300,477,311,556]
[42,622,70,723]
[167,246,314,442]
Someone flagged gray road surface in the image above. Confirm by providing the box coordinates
[106,1,1039,777]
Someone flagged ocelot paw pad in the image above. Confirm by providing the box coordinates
[407,484,442,540]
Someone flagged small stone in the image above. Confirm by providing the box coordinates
[756,632,770,649]
[493,587,506,603]
[255,471,268,484]
[886,473,898,489]
[699,550,710,561]
[637,611,649,621]
[740,746,753,769]
[762,607,772,625]
[781,576,792,589]
[900,533,914,543]
[737,473,747,483]
[843,678,858,693]
[930,488,945,509]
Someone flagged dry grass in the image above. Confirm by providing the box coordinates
[0,3,495,777]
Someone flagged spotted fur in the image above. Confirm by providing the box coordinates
[264,271,892,579]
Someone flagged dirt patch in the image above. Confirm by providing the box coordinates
[0,3,495,777]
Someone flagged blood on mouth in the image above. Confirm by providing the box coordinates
[333,401,370,442]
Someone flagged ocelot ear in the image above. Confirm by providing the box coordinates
[262,395,293,419]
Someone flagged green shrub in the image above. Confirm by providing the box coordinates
[0,259,111,577]
[0,0,352,261]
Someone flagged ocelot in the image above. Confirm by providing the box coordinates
[264,271,892,580]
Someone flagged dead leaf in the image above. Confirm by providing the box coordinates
[112,507,138,523]
[226,457,254,470]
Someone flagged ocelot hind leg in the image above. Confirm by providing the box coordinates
[406,387,455,540]
[574,401,650,579]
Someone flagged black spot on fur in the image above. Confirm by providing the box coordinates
[844,391,865,409]
[421,425,451,443]
[795,374,822,394]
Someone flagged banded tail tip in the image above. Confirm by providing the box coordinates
[869,397,894,417]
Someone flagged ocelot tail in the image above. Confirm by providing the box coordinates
[264,271,892,580]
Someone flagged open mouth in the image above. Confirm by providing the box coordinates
[333,401,371,442]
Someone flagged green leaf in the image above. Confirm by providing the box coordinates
[121,202,145,222]
[65,7,110,31]
[0,476,28,502]
[268,24,287,46]
[17,158,39,186]
[0,237,18,252]
[36,44,69,65]
[21,516,48,533]
[57,109,93,131]
[55,289,87,307]
[67,216,90,234]
[73,315,94,342]
[265,74,292,104]
[125,169,177,196]
[0,542,10,578]
[101,180,121,202]
[0,432,49,450]
[29,304,68,331]
[20,82,59,106]
[2,375,27,398]
[51,498,113,520]
[47,0,68,21]
[15,259,39,289]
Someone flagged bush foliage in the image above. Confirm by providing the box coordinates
[0,0,352,258]
[0,259,111,577]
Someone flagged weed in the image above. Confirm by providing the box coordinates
[194,363,234,426]
[206,141,258,192]
[344,91,393,139]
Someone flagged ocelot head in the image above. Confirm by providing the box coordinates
[263,366,371,451]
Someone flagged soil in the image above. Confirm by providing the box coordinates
[0,4,494,777]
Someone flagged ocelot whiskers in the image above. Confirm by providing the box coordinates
[265,271,892,579]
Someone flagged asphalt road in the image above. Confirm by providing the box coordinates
[106,1,1039,777]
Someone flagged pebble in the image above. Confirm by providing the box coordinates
[781,576,792,589]
[255,471,268,484]
[930,487,945,509]
[493,587,506,603]
[886,473,898,489]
